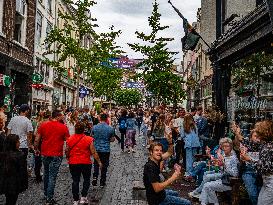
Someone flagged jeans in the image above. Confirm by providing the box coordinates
[69,164,92,201]
[185,147,198,175]
[119,129,126,151]
[191,161,207,186]
[242,171,260,205]
[5,193,19,205]
[175,140,186,168]
[159,189,191,205]
[34,155,42,179]
[195,171,223,193]
[42,156,63,201]
[93,152,110,184]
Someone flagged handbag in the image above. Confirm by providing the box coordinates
[221,173,231,186]
[65,135,84,159]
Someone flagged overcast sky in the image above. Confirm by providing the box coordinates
[90,0,201,65]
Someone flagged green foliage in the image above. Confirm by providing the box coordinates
[43,0,124,104]
[114,89,142,106]
[232,52,273,86]
[128,0,185,104]
[88,67,123,101]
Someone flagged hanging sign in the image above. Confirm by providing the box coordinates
[79,86,89,98]
[32,73,44,84]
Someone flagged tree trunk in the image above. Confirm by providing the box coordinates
[76,66,80,108]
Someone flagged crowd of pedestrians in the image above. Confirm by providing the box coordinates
[0,104,272,205]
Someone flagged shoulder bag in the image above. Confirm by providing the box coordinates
[65,135,85,159]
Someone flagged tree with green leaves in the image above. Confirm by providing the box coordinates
[44,0,123,107]
[128,0,185,105]
[114,89,142,107]
[89,66,123,103]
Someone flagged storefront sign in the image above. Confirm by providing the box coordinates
[235,97,268,110]
[79,86,89,98]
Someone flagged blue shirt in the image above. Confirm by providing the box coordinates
[126,118,137,130]
[92,122,114,152]
[181,127,201,148]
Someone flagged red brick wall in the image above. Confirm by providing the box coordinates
[0,0,36,67]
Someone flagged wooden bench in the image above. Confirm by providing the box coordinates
[217,177,250,205]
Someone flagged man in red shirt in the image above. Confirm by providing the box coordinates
[34,110,70,205]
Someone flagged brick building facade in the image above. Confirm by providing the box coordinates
[0,0,36,115]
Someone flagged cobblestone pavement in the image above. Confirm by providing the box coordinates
[0,133,149,205]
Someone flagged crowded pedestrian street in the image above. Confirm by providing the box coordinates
[1,0,273,205]
[0,132,149,205]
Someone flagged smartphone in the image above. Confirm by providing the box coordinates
[174,163,181,171]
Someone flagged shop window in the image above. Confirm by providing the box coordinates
[36,11,42,45]
[0,0,3,33]
[14,0,27,45]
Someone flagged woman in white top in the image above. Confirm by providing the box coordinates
[66,110,79,135]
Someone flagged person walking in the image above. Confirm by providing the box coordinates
[125,112,138,153]
[182,114,201,176]
[7,104,33,159]
[173,109,186,165]
[118,109,127,152]
[34,110,70,205]
[91,113,115,187]
[0,134,28,205]
[33,110,51,183]
[67,121,102,205]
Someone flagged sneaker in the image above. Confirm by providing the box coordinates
[132,149,136,153]
[79,197,88,204]
[188,190,200,199]
[73,201,79,205]
[127,150,131,154]
[92,178,97,186]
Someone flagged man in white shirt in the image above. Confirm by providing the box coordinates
[7,104,33,158]
[173,108,186,165]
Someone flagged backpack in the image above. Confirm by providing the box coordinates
[119,119,127,130]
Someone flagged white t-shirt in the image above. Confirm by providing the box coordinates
[7,116,33,148]
[173,117,184,130]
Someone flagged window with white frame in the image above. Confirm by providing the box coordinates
[47,0,52,14]
[45,21,52,49]
[36,11,42,45]
[14,0,27,45]
[0,0,4,33]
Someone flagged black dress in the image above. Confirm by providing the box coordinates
[0,151,28,195]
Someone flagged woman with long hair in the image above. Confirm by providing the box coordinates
[0,134,28,205]
[153,114,169,152]
[241,120,273,205]
[118,109,128,152]
[67,122,102,205]
[182,114,201,176]
[67,110,79,135]
[125,112,137,153]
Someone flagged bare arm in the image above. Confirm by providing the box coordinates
[90,143,102,167]
[152,171,180,193]
[27,131,34,149]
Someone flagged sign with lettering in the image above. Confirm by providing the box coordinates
[235,96,268,110]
